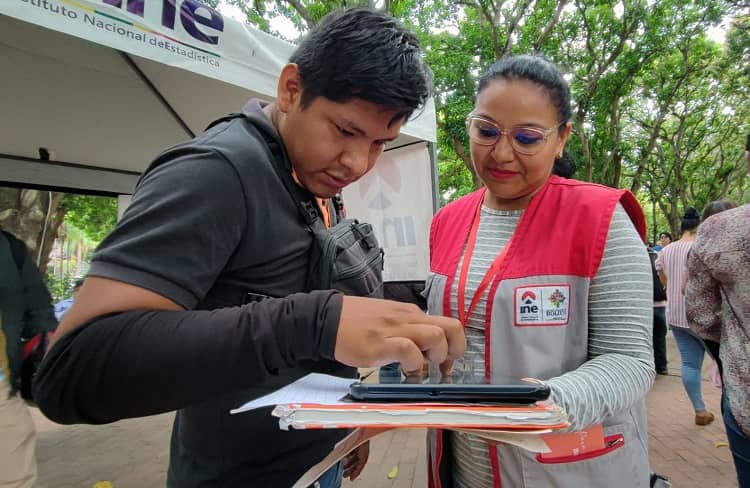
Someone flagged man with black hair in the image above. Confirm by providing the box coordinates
[652,231,672,251]
[33,8,464,487]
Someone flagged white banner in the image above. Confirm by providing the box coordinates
[0,0,436,143]
[2,0,289,98]
[117,194,132,220]
[342,143,433,282]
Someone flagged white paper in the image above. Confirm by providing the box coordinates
[230,373,354,414]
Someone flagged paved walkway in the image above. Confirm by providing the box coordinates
[33,334,737,487]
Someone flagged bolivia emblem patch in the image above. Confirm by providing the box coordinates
[514,285,571,326]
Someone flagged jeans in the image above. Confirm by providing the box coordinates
[653,307,668,372]
[670,325,708,412]
[314,461,343,488]
[723,394,750,488]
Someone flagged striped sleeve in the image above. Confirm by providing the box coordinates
[546,204,655,430]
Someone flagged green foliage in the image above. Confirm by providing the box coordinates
[46,271,76,302]
[61,194,118,243]
[438,154,475,204]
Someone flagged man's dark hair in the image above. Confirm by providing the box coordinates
[478,55,575,178]
[745,133,750,151]
[289,8,432,125]
[659,232,672,240]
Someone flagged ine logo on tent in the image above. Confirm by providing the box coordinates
[101,0,225,45]
[361,152,401,211]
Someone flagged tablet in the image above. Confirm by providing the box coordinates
[348,378,550,404]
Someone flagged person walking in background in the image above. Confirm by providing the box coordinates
[696,199,737,385]
[685,201,750,487]
[0,229,57,488]
[652,231,672,251]
[649,246,668,375]
[656,207,714,426]
[684,137,750,486]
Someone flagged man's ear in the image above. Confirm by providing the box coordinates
[277,64,302,114]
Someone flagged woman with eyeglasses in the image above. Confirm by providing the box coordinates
[423,55,654,487]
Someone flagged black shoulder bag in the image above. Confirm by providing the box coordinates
[277,183,385,298]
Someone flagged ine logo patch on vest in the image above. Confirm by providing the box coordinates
[514,285,571,326]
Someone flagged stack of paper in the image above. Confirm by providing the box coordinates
[271,401,568,430]
[231,373,568,432]
[231,373,578,488]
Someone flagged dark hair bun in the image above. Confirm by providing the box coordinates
[680,207,701,233]
[552,152,576,178]
[683,207,700,219]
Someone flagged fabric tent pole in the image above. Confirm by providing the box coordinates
[427,141,439,213]
[120,52,195,138]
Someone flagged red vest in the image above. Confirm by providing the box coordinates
[426,176,648,488]
[430,175,646,302]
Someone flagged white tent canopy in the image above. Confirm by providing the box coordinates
[0,0,436,195]
[0,0,438,280]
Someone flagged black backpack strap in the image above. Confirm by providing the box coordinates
[256,136,320,226]
[261,140,346,228]
[206,109,339,228]
[235,114,325,228]
[3,230,27,272]
[204,113,245,132]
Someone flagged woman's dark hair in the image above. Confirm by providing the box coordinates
[681,207,701,233]
[477,55,575,178]
[552,153,576,179]
[659,232,672,241]
[289,8,432,125]
[702,199,737,222]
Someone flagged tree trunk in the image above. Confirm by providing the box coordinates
[574,114,593,181]
[0,187,67,274]
[453,137,482,189]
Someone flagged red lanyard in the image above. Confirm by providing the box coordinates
[457,196,512,327]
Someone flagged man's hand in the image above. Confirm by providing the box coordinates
[334,296,465,373]
[342,441,370,481]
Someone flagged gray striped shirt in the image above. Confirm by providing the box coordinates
[449,204,654,488]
